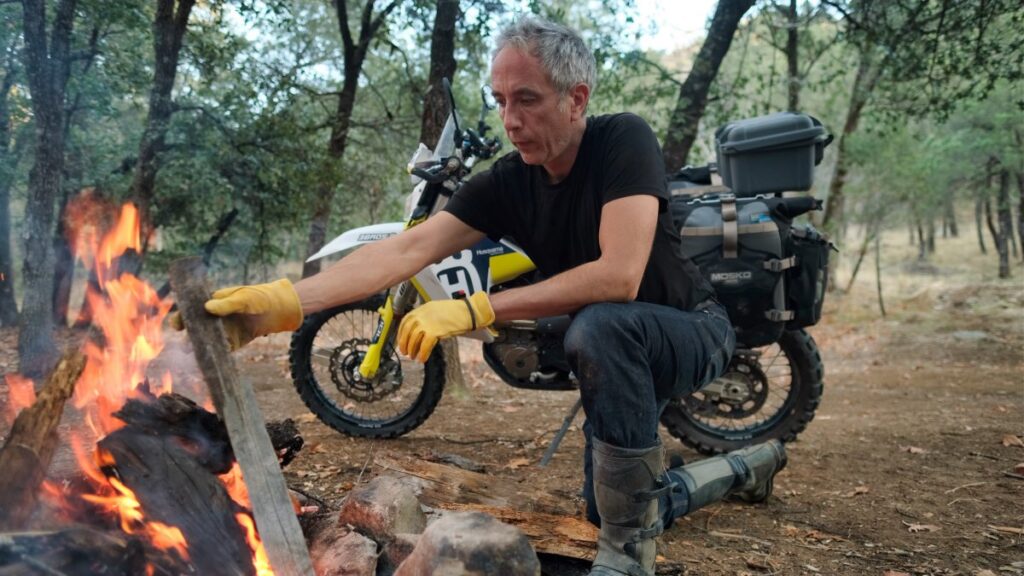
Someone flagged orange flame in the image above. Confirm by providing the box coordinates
[4,373,36,423]
[236,513,274,576]
[63,197,277,574]
[82,475,190,561]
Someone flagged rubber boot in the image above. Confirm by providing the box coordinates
[588,438,665,576]
[661,440,787,527]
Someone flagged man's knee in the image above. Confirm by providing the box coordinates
[564,303,635,363]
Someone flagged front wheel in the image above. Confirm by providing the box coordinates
[289,295,446,438]
[660,329,824,454]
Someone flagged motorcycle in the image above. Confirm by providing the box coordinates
[288,81,824,455]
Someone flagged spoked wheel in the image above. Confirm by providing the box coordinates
[661,329,824,454]
[289,294,445,438]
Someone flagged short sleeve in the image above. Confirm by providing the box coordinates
[600,114,668,211]
[443,168,505,240]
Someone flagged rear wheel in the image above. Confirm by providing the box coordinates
[661,329,823,454]
[289,295,446,438]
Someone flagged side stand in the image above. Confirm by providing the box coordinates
[538,397,582,467]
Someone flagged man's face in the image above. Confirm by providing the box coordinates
[490,46,587,175]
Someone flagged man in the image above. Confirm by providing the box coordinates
[194,17,787,576]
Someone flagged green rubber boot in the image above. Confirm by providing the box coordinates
[588,438,665,576]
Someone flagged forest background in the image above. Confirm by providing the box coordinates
[0,0,1021,376]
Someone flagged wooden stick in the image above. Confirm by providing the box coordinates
[0,350,86,530]
[169,257,313,576]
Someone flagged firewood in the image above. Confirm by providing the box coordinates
[0,527,147,575]
[99,428,256,575]
[0,350,86,530]
[375,453,579,516]
[169,256,314,576]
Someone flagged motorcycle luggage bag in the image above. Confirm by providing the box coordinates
[670,193,826,347]
[715,112,831,197]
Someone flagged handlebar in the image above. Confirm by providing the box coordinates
[462,128,502,160]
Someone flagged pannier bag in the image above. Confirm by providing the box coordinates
[670,193,834,347]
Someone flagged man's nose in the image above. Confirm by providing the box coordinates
[501,103,522,132]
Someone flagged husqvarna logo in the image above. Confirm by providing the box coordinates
[710,271,752,283]
[357,232,396,241]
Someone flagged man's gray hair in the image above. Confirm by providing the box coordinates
[494,16,597,95]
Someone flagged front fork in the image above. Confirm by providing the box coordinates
[357,280,420,379]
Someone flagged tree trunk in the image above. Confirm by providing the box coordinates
[975,197,987,254]
[916,220,927,261]
[996,170,1012,278]
[821,48,880,238]
[844,223,876,293]
[661,0,756,170]
[18,0,77,378]
[926,217,935,254]
[1017,170,1024,261]
[820,47,882,290]
[51,192,74,326]
[874,233,885,317]
[785,0,799,112]
[943,190,958,237]
[984,194,1008,279]
[417,0,466,394]
[0,54,20,326]
[129,0,196,255]
[302,0,400,278]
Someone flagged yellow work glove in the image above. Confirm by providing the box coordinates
[397,291,495,363]
[169,278,303,351]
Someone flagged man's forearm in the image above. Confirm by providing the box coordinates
[489,259,637,321]
[294,240,423,315]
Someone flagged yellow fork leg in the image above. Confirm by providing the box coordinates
[358,294,396,380]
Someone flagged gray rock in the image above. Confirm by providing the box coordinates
[952,330,989,341]
[394,511,541,576]
[337,475,426,542]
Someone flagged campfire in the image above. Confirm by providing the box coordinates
[0,200,298,575]
[0,195,600,576]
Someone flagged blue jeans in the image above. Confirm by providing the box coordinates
[564,301,735,526]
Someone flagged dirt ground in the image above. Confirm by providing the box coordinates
[1,225,1022,575]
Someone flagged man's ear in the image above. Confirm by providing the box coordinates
[569,83,590,120]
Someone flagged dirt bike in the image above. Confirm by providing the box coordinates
[288,81,824,455]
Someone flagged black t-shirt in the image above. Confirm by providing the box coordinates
[444,113,714,311]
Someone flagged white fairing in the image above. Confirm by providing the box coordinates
[305,222,405,262]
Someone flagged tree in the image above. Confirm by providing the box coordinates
[301,0,400,278]
[0,4,23,327]
[18,0,78,377]
[819,0,1024,242]
[417,0,467,396]
[661,0,756,170]
[129,0,196,249]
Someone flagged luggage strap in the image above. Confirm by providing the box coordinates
[721,194,738,259]
[763,256,797,273]
[764,309,796,322]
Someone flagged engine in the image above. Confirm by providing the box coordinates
[482,326,573,390]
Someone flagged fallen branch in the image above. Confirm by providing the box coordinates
[0,350,87,530]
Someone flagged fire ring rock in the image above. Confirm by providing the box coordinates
[337,475,427,542]
[394,511,541,576]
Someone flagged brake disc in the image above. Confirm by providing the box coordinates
[328,338,403,402]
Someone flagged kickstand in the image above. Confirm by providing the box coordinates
[539,397,583,467]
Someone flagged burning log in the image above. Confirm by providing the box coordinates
[169,256,314,576]
[97,428,257,575]
[0,350,87,531]
[0,527,147,575]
